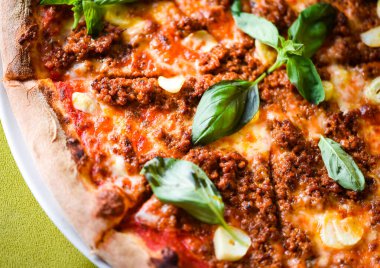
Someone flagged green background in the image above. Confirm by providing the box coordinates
[0,123,94,267]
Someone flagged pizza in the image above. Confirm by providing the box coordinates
[1,0,380,267]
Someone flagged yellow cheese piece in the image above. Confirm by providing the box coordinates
[72,92,98,114]
[361,26,380,47]
[322,81,335,101]
[213,226,251,261]
[320,212,364,249]
[333,217,364,246]
[182,30,218,53]
[364,77,380,104]
[254,40,277,66]
[158,76,186,93]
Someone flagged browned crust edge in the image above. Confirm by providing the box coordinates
[0,0,151,267]
[0,0,36,80]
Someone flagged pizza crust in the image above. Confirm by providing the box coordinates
[96,231,151,268]
[0,0,152,266]
[0,0,35,80]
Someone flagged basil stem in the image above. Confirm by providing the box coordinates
[318,136,365,191]
[141,157,249,246]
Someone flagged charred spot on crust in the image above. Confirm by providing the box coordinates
[95,186,126,218]
[18,23,38,46]
[151,248,179,268]
[66,138,87,164]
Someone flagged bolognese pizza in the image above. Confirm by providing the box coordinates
[1,0,380,267]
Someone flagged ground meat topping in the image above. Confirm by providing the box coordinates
[41,19,122,77]
[252,0,296,32]
[63,23,122,61]
[96,186,127,218]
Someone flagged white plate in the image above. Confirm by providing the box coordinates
[0,58,109,268]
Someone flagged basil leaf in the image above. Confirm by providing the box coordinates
[231,0,279,48]
[94,0,137,5]
[286,55,324,104]
[83,0,104,35]
[72,0,83,29]
[141,157,226,225]
[40,0,77,4]
[318,136,365,191]
[288,3,336,58]
[192,81,260,145]
[280,38,304,57]
[230,0,241,14]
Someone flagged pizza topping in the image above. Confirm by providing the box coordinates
[322,80,334,101]
[213,226,251,261]
[361,26,380,48]
[364,76,380,104]
[320,212,364,249]
[191,2,336,145]
[72,92,98,113]
[109,154,127,177]
[40,0,138,35]
[140,157,251,249]
[232,0,335,103]
[192,81,260,145]
[158,76,186,94]
[182,30,218,53]
[95,185,129,218]
[318,136,366,192]
[254,40,277,67]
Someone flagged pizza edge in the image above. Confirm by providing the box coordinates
[0,0,152,267]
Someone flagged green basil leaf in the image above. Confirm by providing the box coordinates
[192,81,260,145]
[318,136,365,191]
[286,55,324,104]
[231,0,279,48]
[230,0,241,14]
[288,3,336,58]
[94,0,137,5]
[40,0,77,4]
[280,38,304,57]
[72,0,83,29]
[83,0,104,35]
[141,157,226,225]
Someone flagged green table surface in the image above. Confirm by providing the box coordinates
[0,122,94,267]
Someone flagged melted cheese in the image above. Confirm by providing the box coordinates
[361,26,380,47]
[72,92,98,113]
[182,30,219,53]
[213,110,271,163]
[320,212,364,249]
[328,65,368,112]
[158,75,186,93]
[254,40,277,66]
[213,226,251,261]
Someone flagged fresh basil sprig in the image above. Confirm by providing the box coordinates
[318,136,365,191]
[40,0,138,35]
[192,81,259,145]
[231,0,336,104]
[141,157,249,246]
[288,3,336,58]
[191,2,336,146]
